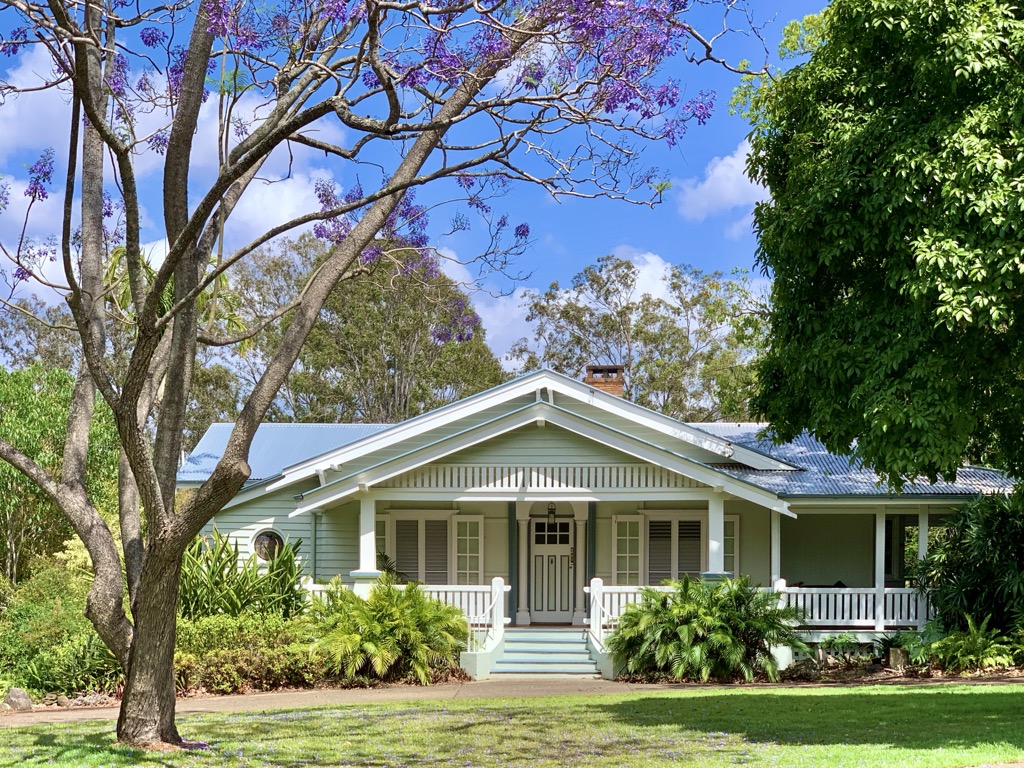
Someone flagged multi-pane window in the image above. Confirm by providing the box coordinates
[614,513,739,585]
[384,513,484,585]
[613,517,642,585]
[454,518,482,584]
[723,516,739,575]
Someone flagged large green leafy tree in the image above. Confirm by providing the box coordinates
[510,255,765,421]
[747,1,1024,485]
[237,236,506,424]
[0,367,119,585]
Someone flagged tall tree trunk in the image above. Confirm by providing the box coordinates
[116,547,182,745]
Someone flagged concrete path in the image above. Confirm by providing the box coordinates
[0,677,663,728]
[4,674,1024,730]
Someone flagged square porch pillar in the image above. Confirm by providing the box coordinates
[874,509,886,631]
[515,502,531,625]
[350,495,381,596]
[572,502,588,626]
[704,493,726,578]
[770,509,781,585]
[917,508,929,561]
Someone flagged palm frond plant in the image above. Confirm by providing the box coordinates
[312,576,468,685]
[606,576,807,682]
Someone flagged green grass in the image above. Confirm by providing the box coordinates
[4,685,1024,767]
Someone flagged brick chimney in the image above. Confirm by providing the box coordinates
[584,364,625,397]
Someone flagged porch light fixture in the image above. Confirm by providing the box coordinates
[547,502,556,524]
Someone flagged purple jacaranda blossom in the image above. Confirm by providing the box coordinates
[0,180,9,212]
[514,223,530,240]
[12,266,31,283]
[1,27,27,57]
[148,131,169,155]
[207,0,233,37]
[322,0,349,24]
[140,27,167,48]
[25,148,54,202]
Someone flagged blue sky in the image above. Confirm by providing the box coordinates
[0,1,826,361]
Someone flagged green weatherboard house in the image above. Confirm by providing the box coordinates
[179,367,1011,677]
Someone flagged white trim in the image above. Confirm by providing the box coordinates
[267,370,797,492]
[611,515,643,586]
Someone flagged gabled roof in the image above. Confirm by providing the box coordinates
[287,401,794,517]
[695,424,1013,498]
[178,422,389,485]
[177,370,1014,501]
[260,369,797,490]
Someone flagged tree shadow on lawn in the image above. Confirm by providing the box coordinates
[0,726,178,768]
[595,687,1024,753]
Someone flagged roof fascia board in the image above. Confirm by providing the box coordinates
[291,402,791,517]
[268,371,556,491]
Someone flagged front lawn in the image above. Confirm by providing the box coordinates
[4,685,1024,767]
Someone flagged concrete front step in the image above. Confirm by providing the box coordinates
[491,627,599,676]
[492,661,599,674]
[501,651,593,663]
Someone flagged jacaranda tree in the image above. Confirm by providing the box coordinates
[0,0,756,746]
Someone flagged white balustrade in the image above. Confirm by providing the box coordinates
[584,578,931,643]
[304,577,510,651]
[374,463,705,491]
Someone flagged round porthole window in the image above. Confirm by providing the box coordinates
[254,530,284,561]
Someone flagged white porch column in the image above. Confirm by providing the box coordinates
[770,509,781,585]
[516,502,531,625]
[874,509,886,632]
[917,508,929,562]
[350,495,381,596]
[706,493,726,577]
[572,502,588,626]
[917,507,929,630]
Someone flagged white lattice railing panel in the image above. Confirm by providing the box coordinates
[377,463,708,491]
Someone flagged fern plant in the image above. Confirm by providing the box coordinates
[929,615,1016,672]
[311,577,468,685]
[606,576,808,683]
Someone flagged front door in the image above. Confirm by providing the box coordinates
[531,519,573,622]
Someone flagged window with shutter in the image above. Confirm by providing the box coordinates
[394,519,420,581]
[423,519,449,584]
[647,520,673,585]
[677,520,702,576]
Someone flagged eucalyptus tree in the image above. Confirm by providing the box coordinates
[0,0,759,745]
[510,255,766,420]
[746,0,1024,485]
[236,237,505,423]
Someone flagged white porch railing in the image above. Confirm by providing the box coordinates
[305,578,510,652]
[585,577,934,646]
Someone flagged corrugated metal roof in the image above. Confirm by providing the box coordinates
[693,423,1013,497]
[177,423,390,484]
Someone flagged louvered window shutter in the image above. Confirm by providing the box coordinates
[394,519,419,581]
[423,519,449,584]
[678,520,702,576]
[647,520,673,585]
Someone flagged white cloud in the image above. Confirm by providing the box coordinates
[724,211,754,241]
[0,46,73,164]
[222,171,328,250]
[437,246,475,286]
[610,245,673,302]
[675,139,766,222]
[473,286,533,366]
